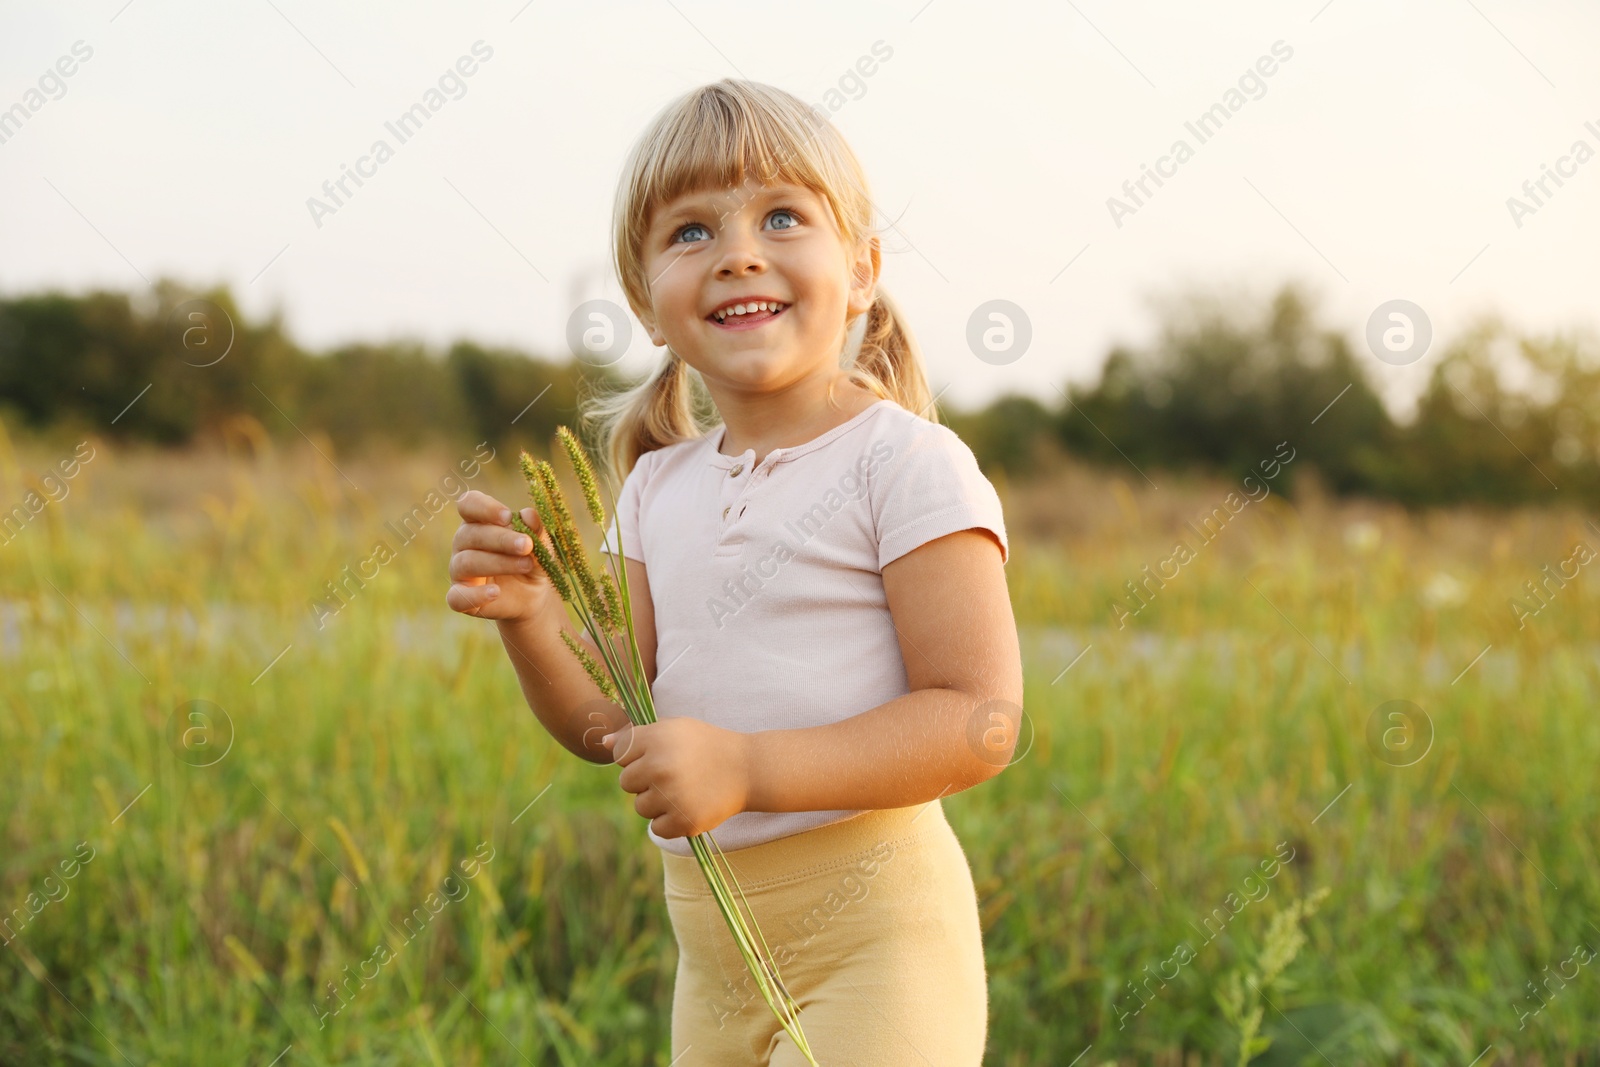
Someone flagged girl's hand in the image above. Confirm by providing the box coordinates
[446,490,562,624]
[603,719,752,840]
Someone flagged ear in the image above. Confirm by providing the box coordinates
[846,234,881,320]
[636,302,668,347]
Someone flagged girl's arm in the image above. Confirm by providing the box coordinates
[742,528,1022,813]
[497,554,656,765]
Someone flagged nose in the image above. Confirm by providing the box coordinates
[714,218,766,278]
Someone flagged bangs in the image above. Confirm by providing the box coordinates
[646,95,834,217]
[620,83,864,258]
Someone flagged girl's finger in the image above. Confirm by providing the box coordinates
[454,522,536,557]
[606,725,640,764]
[455,489,510,523]
[449,548,533,582]
[446,581,500,615]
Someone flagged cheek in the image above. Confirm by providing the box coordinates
[793,284,847,336]
[643,253,690,302]
[646,283,694,334]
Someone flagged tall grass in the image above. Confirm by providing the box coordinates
[1,425,1596,1064]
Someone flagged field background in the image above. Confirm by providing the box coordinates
[2,422,1596,1066]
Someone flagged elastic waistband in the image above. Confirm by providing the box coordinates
[662,802,950,893]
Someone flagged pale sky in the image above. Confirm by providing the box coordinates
[2,0,1596,417]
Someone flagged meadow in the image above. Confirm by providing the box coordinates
[2,419,1597,1065]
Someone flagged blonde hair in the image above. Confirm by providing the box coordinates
[581,78,937,485]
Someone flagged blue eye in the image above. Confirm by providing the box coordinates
[671,207,802,244]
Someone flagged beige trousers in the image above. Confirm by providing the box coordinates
[661,801,989,1066]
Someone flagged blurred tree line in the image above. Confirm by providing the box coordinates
[947,286,1600,509]
[0,280,593,462]
[1,278,1596,508]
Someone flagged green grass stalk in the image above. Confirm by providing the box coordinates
[515,434,820,1064]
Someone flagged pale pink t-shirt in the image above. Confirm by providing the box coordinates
[599,397,1009,857]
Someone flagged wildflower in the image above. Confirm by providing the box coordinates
[560,628,617,702]
[557,425,607,529]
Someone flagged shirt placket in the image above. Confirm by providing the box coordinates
[717,456,773,546]
[719,459,751,532]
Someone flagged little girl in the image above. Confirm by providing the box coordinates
[447,79,1022,1066]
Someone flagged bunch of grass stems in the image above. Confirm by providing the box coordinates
[509,427,820,1065]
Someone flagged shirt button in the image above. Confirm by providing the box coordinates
[729,463,744,477]
[722,505,731,519]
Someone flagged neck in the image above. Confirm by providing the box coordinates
[714,378,879,465]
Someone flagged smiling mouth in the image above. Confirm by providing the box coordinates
[708,301,789,329]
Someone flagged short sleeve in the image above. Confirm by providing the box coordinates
[873,423,1009,569]
[599,450,653,563]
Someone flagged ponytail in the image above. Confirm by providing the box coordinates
[836,288,938,423]
[583,347,707,492]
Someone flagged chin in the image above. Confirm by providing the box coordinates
[709,346,788,372]
[718,362,802,393]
